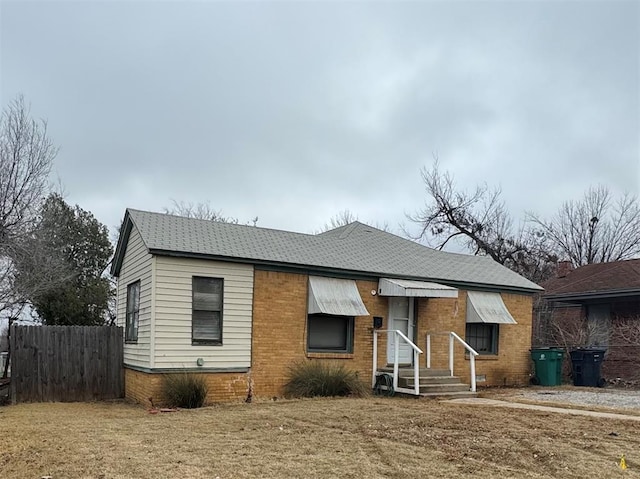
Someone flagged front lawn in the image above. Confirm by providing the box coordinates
[1,396,636,478]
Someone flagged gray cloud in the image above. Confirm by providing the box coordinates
[1,1,637,241]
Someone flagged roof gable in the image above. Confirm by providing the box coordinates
[111,210,542,293]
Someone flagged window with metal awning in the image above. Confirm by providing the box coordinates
[466,291,517,324]
[307,276,369,354]
[307,276,370,317]
[378,278,458,298]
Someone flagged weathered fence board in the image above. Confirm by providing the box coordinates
[10,325,124,403]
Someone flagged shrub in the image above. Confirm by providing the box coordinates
[161,373,208,408]
[283,361,369,398]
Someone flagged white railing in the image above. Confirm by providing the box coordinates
[372,329,423,396]
[426,331,479,392]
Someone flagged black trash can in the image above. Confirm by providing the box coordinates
[570,348,606,387]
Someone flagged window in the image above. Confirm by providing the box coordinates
[465,323,498,355]
[192,277,223,345]
[125,281,140,342]
[307,314,354,353]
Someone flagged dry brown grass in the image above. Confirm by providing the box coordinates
[1,396,637,478]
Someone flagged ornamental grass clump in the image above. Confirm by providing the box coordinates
[283,361,369,398]
[162,373,208,408]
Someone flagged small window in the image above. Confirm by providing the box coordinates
[307,314,354,353]
[465,323,498,355]
[125,281,140,342]
[192,277,223,345]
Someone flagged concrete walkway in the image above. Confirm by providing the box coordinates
[447,397,640,422]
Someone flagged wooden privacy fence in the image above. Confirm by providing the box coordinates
[10,325,124,403]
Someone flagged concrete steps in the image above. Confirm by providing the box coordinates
[378,367,451,377]
[375,367,477,398]
[418,390,479,399]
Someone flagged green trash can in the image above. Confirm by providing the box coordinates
[530,348,564,386]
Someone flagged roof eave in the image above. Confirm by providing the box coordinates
[110,211,134,277]
[544,288,640,303]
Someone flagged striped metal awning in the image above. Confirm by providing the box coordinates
[466,291,517,324]
[378,278,458,298]
[308,276,370,316]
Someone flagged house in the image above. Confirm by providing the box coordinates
[535,259,640,383]
[111,209,542,404]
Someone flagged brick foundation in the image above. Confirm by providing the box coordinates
[125,368,250,406]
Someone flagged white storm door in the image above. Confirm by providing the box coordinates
[386,297,414,364]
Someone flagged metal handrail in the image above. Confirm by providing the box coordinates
[372,329,423,396]
[426,331,479,392]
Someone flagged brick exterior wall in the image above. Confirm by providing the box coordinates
[251,270,534,397]
[250,270,389,398]
[416,291,533,387]
[482,292,533,386]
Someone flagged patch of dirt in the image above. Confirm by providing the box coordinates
[0,396,637,478]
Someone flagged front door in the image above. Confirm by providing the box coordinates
[387,297,414,365]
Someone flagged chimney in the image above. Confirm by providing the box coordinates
[557,260,574,278]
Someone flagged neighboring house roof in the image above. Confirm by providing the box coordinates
[111,209,542,293]
[542,259,640,302]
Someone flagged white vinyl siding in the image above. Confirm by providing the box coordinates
[153,256,253,369]
[116,226,153,368]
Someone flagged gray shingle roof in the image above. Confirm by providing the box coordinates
[112,209,542,293]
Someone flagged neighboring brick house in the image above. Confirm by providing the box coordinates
[534,259,640,382]
[111,209,542,404]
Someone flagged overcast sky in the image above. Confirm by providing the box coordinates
[1,0,638,245]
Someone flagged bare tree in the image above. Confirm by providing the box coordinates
[163,199,258,226]
[408,160,557,283]
[318,209,390,233]
[0,96,58,317]
[529,185,640,267]
[1,230,71,380]
[0,96,56,241]
[611,316,640,346]
[409,160,511,256]
[0,96,60,378]
[546,312,609,350]
[319,209,358,232]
